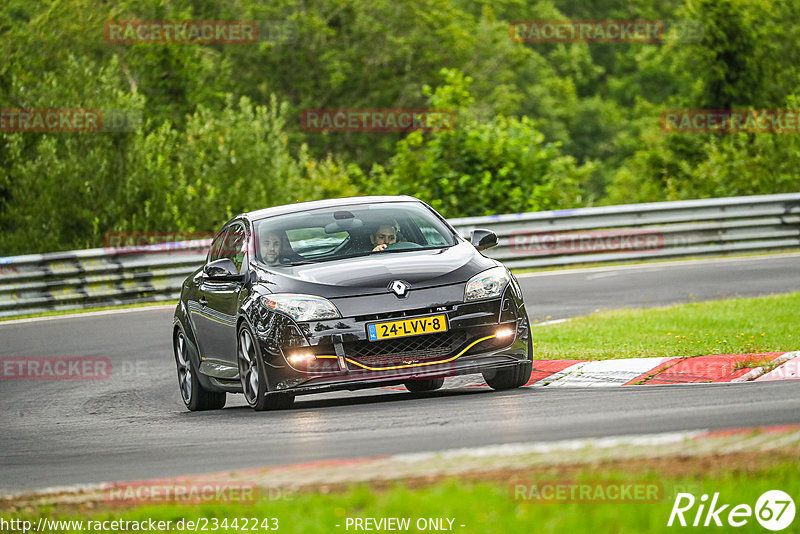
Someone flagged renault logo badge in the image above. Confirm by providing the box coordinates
[389,280,409,298]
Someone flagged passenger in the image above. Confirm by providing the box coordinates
[370,224,398,252]
[260,231,283,266]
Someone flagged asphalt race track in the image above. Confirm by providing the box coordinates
[1,255,799,492]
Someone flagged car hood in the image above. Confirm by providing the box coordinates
[256,242,497,298]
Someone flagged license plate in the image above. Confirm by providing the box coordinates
[366,314,448,341]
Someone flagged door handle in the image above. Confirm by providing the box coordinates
[199,296,208,307]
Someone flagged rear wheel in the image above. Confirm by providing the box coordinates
[237,324,295,411]
[404,377,445,392]
[174,330,226,411]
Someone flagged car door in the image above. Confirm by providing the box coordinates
[191,223,248,368]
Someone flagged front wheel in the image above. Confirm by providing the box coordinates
[483,332,533,390]
[404,377,445,392]
[237,324,295,411]
[174,330,226,411]
[483,361,532,390]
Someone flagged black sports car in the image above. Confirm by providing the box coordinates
[172,196,532,411]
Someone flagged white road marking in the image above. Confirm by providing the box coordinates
[535,357,673,387]
[755,352,800,382]
[532,361,590,387]
[0,429,710,499]
[533,318,571,327]
[730,352,797,382]
[515,252,800,278]
[393,430,707,462]
[0,305,176,326]
[585,271,625,280]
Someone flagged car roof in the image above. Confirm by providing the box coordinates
[241,195,422,222]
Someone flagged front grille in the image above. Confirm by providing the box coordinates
[348,323,516,365]
[345,330,470,364]
[307,324,516,369]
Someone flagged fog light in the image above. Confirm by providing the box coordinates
[288,352,315,365]
[495,329,514,338]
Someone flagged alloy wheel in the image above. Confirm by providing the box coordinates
[238,328,259,405]
[175,332,193,404]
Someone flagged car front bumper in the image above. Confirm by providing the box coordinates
[243,285,530,395]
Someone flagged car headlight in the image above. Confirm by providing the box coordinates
[261,294,341,321]
[464,266,510,301]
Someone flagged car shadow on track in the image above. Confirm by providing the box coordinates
[171,385,538,417]
[297,387,506,409]
[213,386,502,413]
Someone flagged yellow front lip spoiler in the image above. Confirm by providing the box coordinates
[314,333,501,372]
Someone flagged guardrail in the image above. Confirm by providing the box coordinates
[1,193,798,318]
[449,193,800,269]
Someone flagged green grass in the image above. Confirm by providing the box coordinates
[7,458,799,533]
[0,300,178,322]
[531,292,799,360]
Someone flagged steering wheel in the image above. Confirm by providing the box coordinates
[384,241,423,251]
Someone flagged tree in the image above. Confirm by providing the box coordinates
[371,69,591,217]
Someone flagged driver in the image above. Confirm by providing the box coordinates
[260,231,283,265]
[370,224,398,252]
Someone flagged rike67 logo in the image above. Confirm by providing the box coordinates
[668,490,795,531]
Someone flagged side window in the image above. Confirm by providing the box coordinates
[222,224,247,272]
[208,229,230,262]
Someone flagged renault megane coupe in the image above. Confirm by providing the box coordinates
[172,196,532,411]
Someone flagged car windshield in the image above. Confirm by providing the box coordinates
[254,201,457,266]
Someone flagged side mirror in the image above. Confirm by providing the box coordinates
[203,258,245,281]
[470,229,498,251]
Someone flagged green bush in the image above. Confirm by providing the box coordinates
[371,69,592,218]
[0,86,358,254]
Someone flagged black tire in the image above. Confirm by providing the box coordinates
[237,323,295,411]
[174,330,226,411]
[483,332,533,390]
[404,377,445,392]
